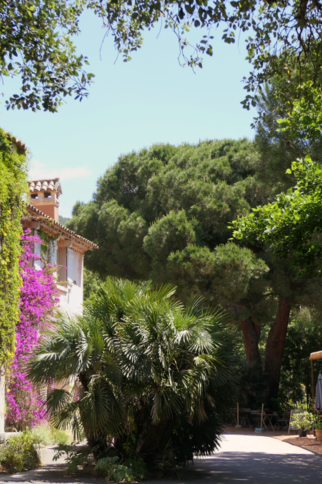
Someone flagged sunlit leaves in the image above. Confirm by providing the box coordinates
[232,156,322,276]
[0,0,93,111]
[3,0,321,111]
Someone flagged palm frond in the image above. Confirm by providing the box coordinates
[29,276,237,459]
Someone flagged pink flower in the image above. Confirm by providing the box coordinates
[6,230,59,430]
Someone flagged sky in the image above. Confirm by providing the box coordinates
[2,10,256,218]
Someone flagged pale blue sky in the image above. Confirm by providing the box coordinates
[2,10,256,217]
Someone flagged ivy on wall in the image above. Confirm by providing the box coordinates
[0,128,28,365]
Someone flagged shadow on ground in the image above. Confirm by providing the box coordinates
[2,435,322,483]
[170,452,322,483]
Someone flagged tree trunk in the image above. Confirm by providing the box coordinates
[240,318,262,366]
[264,297,291,400]
[138,418,171,455]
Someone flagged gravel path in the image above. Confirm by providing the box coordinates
[2,433,322,484]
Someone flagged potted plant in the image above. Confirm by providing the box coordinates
[290,411,314,437]
[315,417,322,441]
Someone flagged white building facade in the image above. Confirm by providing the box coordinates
[24,179,98,314]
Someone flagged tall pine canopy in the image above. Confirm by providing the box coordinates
[68,139,261,280]
[67,136,322,402]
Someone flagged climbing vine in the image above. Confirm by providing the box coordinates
[38,226,59,261]
[0,128,28,365]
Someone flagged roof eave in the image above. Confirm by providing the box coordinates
[25,204,99,251]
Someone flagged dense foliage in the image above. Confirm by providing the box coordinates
[277,83,322,143]
[67,138,261,281]
[279,310,322,409]
[31,423,70,446]
[233,84,322,278]
[28,277,237,464]
[83,268,103,301]
[67,137,322,402]
[232,157,322,278]
[251,81,322,196]
[6,230,59,430]
[0,129,27,366]
[59,215,71,226]
[0,429,40,473]
[0,0,94,112]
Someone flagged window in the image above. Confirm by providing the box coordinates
[33,231,42,270]
[47,240,57,266]
[67,248,74,283]
[57,246,67,284]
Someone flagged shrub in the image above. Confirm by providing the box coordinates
[315,416,322,430]
[290,411,314,431]
[31,423,52,446]
[95,457,133,482]
[51,428,70,445]
[31,423,70,446]
[29,278,238,466]
[123,457,147,480]
[0,430,40,473]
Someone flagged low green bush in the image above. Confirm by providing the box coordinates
[0,430,40,473]
[53,443,147,480]
[95,456,133,482]
[290,411,315,431]
[31,424,70,446]
[31,423,52,446]
[51,428,70,445]
[315,416,322,430]
[123,456,147,480]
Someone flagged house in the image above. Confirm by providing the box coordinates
[24,178,98,314]
[0,133,98,437]
[19,179,99,422]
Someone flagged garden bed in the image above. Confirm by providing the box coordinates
[276,435,322,455]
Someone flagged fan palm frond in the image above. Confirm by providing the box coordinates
[28,277,237,460]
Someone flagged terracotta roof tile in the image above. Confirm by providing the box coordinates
[26,204,99,250]
[28,178,62,195]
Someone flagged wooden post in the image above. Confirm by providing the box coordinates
[235,402,241,428]
[288,409,293,435]
[311,359,314,406]
[261,403,264,430]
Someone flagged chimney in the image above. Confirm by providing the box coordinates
[28,178,62,222]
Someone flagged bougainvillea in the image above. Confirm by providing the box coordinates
[6,229,59,430]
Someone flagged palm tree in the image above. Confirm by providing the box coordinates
[28,277,237,462]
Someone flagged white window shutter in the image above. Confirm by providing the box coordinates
[67,247,74,283]
[49,240,58,266]
[34,232,42,271]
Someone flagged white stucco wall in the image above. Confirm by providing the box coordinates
[55,249,84,397]
[33,235,85,316]
[58,248,84,316]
